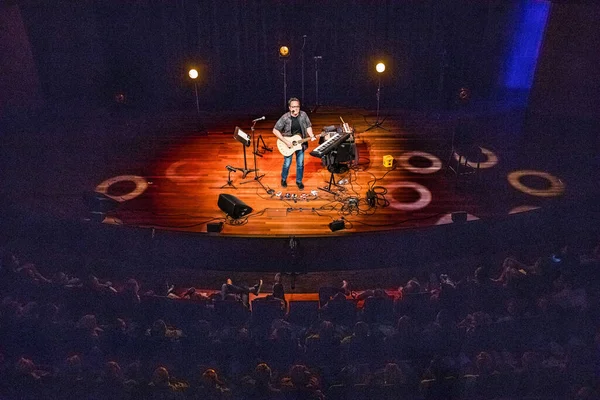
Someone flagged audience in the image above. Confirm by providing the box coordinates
[0,240,599,399]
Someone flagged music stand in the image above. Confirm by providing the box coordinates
[232,126,256,179]
[240,120,275,194]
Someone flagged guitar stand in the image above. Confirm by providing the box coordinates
[254,134,273,157]
[220,168,237,189]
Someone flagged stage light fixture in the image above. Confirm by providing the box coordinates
[279,46,290,108]
[366,62,387,131]
[188,68,200,114]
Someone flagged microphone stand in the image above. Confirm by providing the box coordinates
[301,35,306,102]
[220,167,237,189]
[241,119,275,194]
[311,56,322,113]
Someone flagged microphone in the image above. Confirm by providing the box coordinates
[226,165,237,172]
[252,116,266,122]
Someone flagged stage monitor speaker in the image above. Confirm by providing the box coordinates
[217,193,253,219]
[207,222,224,233]
[451,211,467,224]
[329,219,345,232]
[82,191,120,213]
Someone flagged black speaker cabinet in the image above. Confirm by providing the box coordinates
[82,191,120,213]
[207,222,224,233]
[335,142,356,163]
[217,194,253,219]
[451,211,467,224]
[329,219,345,232]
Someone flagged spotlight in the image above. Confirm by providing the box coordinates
[279,46,290,58]
[366,62,388,131]
[188,68,200,114]
[279,46,290,108]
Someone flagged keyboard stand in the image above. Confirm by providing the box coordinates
[318,166,345,194]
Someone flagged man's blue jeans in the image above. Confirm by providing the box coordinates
[281,149,304,183]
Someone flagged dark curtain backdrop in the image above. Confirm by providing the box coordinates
[18,0,517,111]
[525,2,600,152]
[0,4,43,114]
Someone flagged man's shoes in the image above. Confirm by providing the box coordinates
[296,182,304,190]
[281,180,287,188]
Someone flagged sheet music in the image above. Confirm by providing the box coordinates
[237,130,250,142]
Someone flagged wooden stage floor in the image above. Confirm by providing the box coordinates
[1,104,592,239]
[106,106,577,237]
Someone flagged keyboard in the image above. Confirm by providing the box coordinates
[309,131,351,158]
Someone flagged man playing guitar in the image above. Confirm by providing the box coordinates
[272,97,316,189]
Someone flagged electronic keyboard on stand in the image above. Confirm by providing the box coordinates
[311,120,356,194]
[309,131,351,158]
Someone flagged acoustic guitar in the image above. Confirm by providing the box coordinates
[276,132,328,157]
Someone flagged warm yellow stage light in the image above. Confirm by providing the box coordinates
[188,69,199,79]
[279,46,290,57]
[376,63,386,73]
